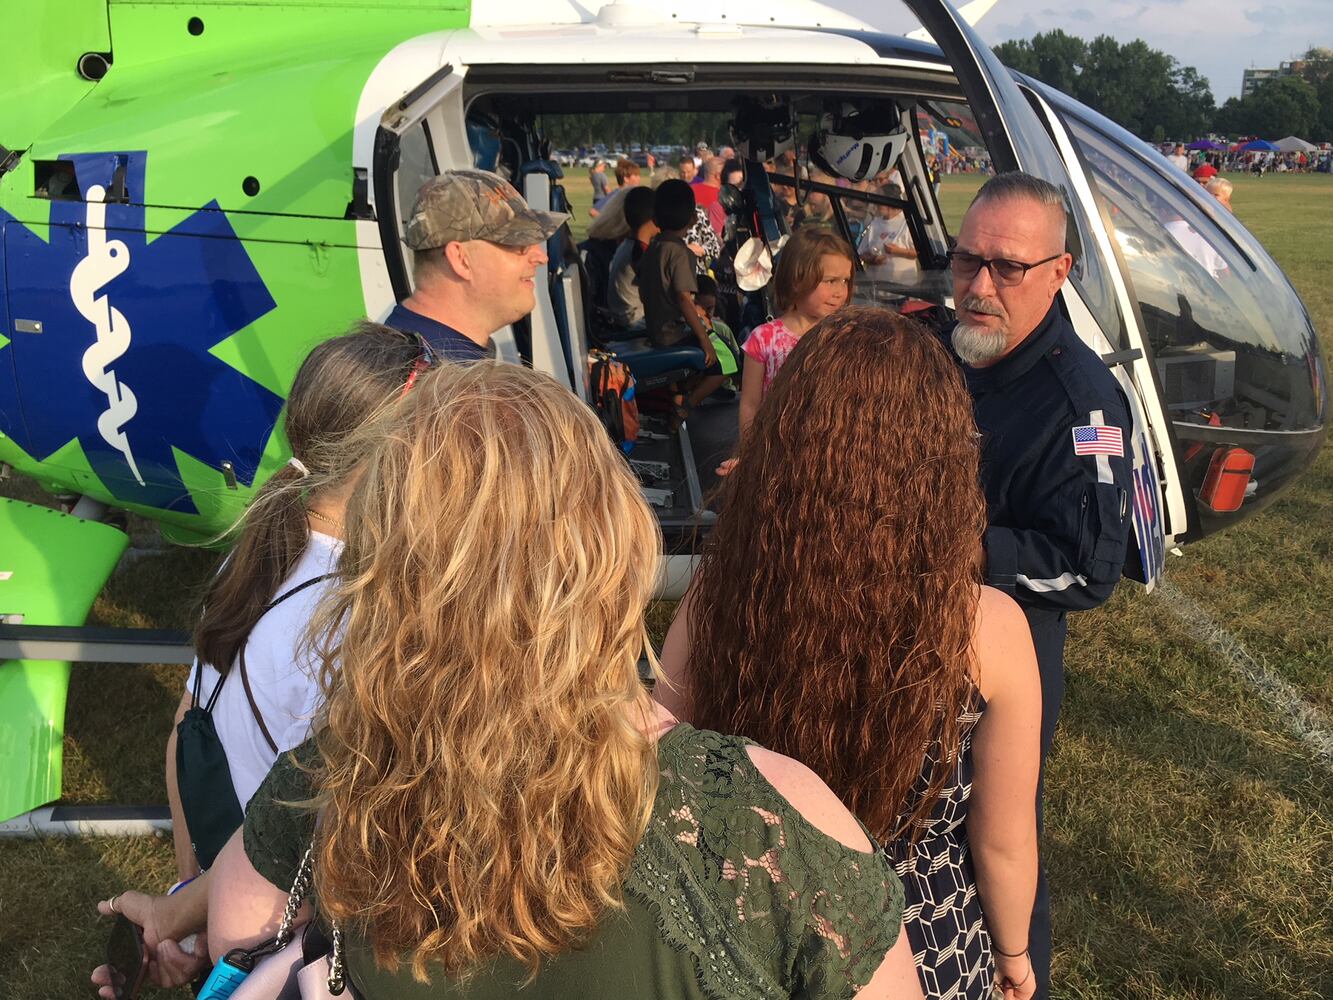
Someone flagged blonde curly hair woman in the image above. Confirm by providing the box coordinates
[205,361,923,1000]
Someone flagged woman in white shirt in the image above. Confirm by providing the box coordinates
[168,323,429,880]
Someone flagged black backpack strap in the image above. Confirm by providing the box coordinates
[205,573,337,752]
[238,643,280,756]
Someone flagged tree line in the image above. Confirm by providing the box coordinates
[993,33,1333,143]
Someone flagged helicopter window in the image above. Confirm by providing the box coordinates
[1067,114,1321,438]
[395,122,439,234]
[914,100,988,232]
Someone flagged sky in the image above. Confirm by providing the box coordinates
[826,0,1327,102]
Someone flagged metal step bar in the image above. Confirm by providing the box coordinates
[0,624,657,837]
[0,804,172,838]
[0,623,193,664]
[0,623,191,836]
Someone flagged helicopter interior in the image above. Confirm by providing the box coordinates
[439,77,972,541]
[384,65,1323,542]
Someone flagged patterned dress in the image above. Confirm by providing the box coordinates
[886,696,993,1000]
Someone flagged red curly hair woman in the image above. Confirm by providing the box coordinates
[659,306,1042,1000]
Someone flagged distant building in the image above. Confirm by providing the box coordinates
[1241,59,1319,97]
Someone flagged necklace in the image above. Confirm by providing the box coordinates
[307,508,342,532]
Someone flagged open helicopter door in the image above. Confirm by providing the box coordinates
[367,62,469,306]
[1018,84,1188,581]
[901,0,1168,587]
[365,58,573,389]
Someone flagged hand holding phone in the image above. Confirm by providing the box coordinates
[104,914,149,1000]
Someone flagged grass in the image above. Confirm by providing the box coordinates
[1,172,1330,999]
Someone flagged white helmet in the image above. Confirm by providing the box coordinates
[810,105,909,182]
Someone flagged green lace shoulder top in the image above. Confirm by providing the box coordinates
[243,723,905,1000]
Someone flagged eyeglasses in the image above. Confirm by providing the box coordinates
[946,250,1064,287]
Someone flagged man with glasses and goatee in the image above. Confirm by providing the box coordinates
[946,172,1132,1000]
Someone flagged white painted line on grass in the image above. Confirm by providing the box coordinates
[1157,580,1333,767]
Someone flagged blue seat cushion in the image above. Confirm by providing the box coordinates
[614,338,707,380]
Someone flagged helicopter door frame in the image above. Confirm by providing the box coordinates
[899,0,1169,587]
[1020,85,1186,570]
[369,62,470,303]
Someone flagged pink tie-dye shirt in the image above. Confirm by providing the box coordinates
[742,319,802,393]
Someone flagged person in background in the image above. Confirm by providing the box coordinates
[677,154,697,184]
[705,158,745,236]
[638,179,727,424]
[947,172,1132,999]
[1167,144,1189,171]
[686,202,723,274]
[1205,176,1233,211]
[607,186,658,330]
[659,307,1042,1000]
[692,273,740,386]
[692,155,724,213]
[589,159,610,203]
[204,361,926,1000]
[590,160,642,219]
[615,158,641,189]
[858,183,919,288]
[692,140,711,171]
[791,166,837,229]
[92,325,432,996]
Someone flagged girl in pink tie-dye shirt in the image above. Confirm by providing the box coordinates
[719,229,854,476]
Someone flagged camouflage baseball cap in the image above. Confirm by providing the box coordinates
[404,170,568,250]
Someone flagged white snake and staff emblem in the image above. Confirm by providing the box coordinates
[69,184,145,485]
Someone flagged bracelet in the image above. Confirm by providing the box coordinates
[993,944,1029,959]
[1006,962,1033,990]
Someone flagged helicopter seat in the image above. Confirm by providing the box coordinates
[609,337,709,393]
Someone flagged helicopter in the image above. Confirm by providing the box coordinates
[0,0,1326,825]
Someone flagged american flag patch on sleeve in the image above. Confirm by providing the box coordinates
[1072,424,1124,457]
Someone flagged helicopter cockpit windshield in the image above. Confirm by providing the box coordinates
[1036,85,1328,535]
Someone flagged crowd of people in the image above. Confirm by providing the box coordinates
[1165,141,1333,178]
[93,164,1135,1000]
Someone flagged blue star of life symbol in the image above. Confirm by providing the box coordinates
[0,152,281,513]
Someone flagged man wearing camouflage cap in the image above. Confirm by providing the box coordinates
[387,169,567,361]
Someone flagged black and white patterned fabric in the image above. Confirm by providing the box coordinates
[886,697,993,1000]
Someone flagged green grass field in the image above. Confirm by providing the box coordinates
[1,173,1330,999]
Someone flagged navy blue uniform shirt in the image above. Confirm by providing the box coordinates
[385,304,488,363]
[961,304,1133,615]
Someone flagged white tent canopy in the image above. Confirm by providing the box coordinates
[1274,136,1318,153]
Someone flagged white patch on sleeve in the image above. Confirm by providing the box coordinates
[1016,572,1088,593]
[1088,409,1113,484]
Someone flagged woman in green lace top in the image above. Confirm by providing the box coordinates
[205,362,922,1000]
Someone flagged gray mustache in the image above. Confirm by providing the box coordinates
[961,295,1003,316]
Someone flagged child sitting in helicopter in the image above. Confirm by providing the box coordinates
[638,178,727,427]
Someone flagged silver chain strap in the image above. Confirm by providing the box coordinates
[328,925,346,995]
[275,846,315,947]
[276,844,348,995]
